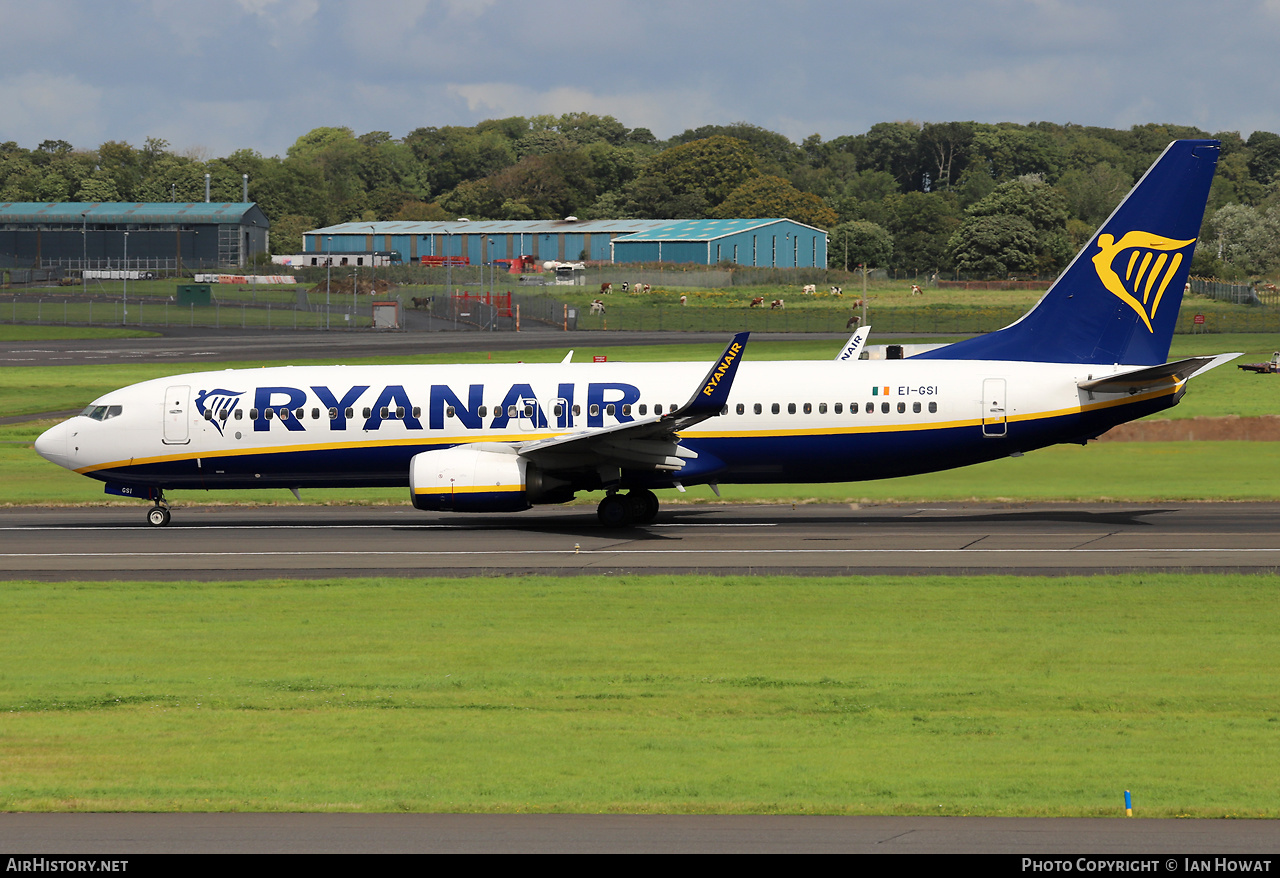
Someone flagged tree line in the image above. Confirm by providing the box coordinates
[3,116,1279,278]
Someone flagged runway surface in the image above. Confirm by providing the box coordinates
[3,813,1278,854]
[3,502,1278,580]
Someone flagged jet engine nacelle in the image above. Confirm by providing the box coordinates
[409,445,558,512]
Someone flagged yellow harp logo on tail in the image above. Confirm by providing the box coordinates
[1091,231,1196,333]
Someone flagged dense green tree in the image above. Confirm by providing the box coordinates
[828,220,893,270]
[626,136,760,218]
[918,121,975,191]
[1055,161,1131,227]
[957,176,1071,274]
[880,191,962,273]
[947,214,1041,276]
[668,123,802,174]
[862,121,921,189]
[711,174,837,227]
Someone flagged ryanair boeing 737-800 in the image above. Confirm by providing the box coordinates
[34,140,1238,527]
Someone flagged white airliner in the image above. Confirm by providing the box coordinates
[35,140,1237,527]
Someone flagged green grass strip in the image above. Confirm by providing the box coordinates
[0,574,1276,816]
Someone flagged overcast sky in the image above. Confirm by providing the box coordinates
[4,0,1279,158]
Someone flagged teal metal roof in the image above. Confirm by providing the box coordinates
[0,202,265,224]
[310,219,673,236]
[613,218,824,242]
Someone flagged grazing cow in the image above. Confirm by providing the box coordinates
[749,296,765,308]
[411,296,431,310]
[846,314,861,329]
[600,282,612,295]
[679,295,687,306]
[589,299,606,315]
[620,282,630,293]
[802,284,816,295]
[829,286,842,296]
[911,284,924,296]
[770,299,784,310]
[635,283,651,294]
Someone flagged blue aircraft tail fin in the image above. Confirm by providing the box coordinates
[915,139,1220,366]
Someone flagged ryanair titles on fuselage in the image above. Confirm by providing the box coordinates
[195,381,647,433]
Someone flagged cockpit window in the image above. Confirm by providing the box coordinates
[79,404,122,421]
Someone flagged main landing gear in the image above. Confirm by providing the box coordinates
[596,488,660,528]
[146,491,171,527]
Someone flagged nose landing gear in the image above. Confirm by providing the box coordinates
[146,492,171,527]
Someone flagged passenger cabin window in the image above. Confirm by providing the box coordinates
[736,403,744,415]
[654,404,663,415]
[328,407,338,420]
[929,402,938,413]
[478,406,488,418]
[638,404,647,416]
[834,403,843,414]
[345,407,354,419]
[771,403,780,414]
[913,402,921,413]
[788,403,796,415]
[881,402,890,414]
[754,403,762,415]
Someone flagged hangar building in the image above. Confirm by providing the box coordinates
[0,202,270,270]
[301,218,827,268]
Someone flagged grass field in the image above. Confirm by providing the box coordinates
[1,573,1275,815]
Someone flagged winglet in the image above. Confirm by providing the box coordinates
[681,332,749,417]
[835,325,871,362]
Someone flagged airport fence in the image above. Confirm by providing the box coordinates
[8,292,1280,335]
[1,295,372,330]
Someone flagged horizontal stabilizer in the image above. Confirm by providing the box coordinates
[1078,353,1241,394]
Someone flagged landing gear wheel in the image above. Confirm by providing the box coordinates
[597,494,631,528]
[627,489,660,524]
[147,506,171,528]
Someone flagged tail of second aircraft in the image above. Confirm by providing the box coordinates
[915,139,1220,366]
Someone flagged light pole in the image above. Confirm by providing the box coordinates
[81,211,88,298]
[122,232,128,324]
[325,235,332,331]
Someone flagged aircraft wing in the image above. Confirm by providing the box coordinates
[1077,353,1242,394]
[518,332,749,471]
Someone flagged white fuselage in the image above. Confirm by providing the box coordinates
[34,357,1181,494]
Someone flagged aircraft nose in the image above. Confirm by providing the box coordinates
[34,420,70,468]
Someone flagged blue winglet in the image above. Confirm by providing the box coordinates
[915,139,1220,365]
[683,331,749,416]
